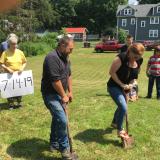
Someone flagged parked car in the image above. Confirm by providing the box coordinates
[145,41,160,51]
[137,40,160,51]
[138,40,154,50]
[95,40,124,53]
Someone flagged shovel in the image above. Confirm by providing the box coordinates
[121,112,134,149]
[121,91,134,149]
[63,103,79,160]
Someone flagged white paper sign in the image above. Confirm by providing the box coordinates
[0,70,34,98]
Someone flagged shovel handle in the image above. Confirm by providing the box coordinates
[62,103,73,153]
[123,91,129,134]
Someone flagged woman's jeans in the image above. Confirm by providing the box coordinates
[107,86,127,131]
[147,75,160,98]
[42,93,69,151]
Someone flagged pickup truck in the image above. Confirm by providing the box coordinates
[95,41,124,53]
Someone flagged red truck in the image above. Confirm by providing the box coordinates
[95,40,124,53]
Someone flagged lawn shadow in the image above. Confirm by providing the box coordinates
[7,138,61,160]
[0,102,9,111]
[74,128,121,147]
[96,93,110,97]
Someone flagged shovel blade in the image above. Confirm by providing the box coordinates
[71,151,79,160]
[121,135,134,149]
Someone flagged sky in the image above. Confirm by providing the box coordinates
[128,0,138,5]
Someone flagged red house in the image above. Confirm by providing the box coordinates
[65,27,88,41]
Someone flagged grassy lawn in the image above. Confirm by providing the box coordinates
[0,42,160,160]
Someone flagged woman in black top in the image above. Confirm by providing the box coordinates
[107,43,145,138]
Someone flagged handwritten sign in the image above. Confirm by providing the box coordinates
[0,70,34,98]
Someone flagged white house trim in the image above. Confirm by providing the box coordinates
[122,19,127,26]
[149,30,158,37]
[124,30,129,34]
[131,18,135,25]
[141,21,146,27]
[124,8,132,15]
[117,17,119,40]
[135,18,138,41]
[157,6,160,13]
[150,17,159,24]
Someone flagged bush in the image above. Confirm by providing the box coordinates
[118,29,127,43]
[41,32,58,48]
[0,29,7,43]
[19,42,52,57]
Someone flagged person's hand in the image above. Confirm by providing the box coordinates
[121,84,131,91]
[8,68,14,74]
[62,95,69,104]
[18,68,23,75]
[67,92,73,102]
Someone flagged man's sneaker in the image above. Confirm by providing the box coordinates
[50,145,59,153]
[111,123,117,129]
[145,95,151,99]
[61,148,72,160]
[9,105,14,110]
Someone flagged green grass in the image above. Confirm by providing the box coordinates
[0,42,160,160]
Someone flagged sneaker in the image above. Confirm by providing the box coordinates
[17,104,22,108]
[145,96,151,99]
[111,123,117,129]
[61,148,72,160]
[50,145,59,153]
[9,105,14,110]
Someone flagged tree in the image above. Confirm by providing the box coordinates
[74,0,127,36]
[34,0,58,29]
[50,0,77,29]
[0,0,58,40]
[139,0,160,4]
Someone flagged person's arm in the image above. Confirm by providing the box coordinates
[19,51,27,73]
[0,52,14,73]
[146,59,150,77]
[52,80,69,103]
[67,76,73,102]
[1,64,14,73]
[109,57,130,90]
[18,62,27,74]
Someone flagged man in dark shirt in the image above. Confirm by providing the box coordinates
[120,35,133,53]
[41,36,75,160]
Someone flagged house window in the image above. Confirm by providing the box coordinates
[149,30,158,37]
[122,19,127,27]
[141,21,145,27]
[124,9,132,15]
[124,30,129,34]
[157,6,160,13]
[150,17,159,24]
[131,18,135,25]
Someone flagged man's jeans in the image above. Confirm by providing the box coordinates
[107,86,127,131]
[147,75,160,98]
[42,93,69,151]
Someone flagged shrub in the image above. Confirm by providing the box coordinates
[41,32,58,48]
[118,29,127,43]
[0,29,7,43]
[19,42,52,57]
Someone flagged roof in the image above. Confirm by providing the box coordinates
[65,28,87,33]
[117,3,160,17]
